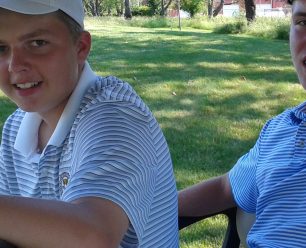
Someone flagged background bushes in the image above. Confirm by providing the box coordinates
[85,15,291,40]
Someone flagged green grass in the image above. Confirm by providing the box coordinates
[0,18,304,247]
[0,92,16,132]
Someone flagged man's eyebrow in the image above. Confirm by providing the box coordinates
[19,29,51,41]
[0,29,51,44]
[292,11,306,17]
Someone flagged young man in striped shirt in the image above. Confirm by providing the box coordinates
[179,0,306,247]
[0,0,178,247]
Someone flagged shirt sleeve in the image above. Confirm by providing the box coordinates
[61,101,159,240]
[229,120,271,213]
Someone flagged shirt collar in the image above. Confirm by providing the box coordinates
[292,101,306,124]
[14,62,97,158]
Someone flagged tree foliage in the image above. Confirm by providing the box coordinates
[180,0,202,17]
[82,0,256,20]
[147,0,160,15]
[84,0,103,16]
[83,0,174,17]
[146,0,174,16]
[83,0,124,16]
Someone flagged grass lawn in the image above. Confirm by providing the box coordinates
[0,18,304,247]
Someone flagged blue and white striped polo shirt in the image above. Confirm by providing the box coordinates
[0,63,178,247]
[229,101,306,247]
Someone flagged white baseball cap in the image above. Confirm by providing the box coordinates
[0,0,84,28]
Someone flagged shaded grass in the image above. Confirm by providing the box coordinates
[0,92,16,132]
[0,21,304,247]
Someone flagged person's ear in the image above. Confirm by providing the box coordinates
[76,31,91,63]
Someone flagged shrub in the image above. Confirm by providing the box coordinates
[246,17,290,40]
[140,17,170,28]
[184,16,216,30]
[214,19,247,34]
[132,6,153,16]
[181,0,203,17]
[85,16,291,41]
[274,22,290,40]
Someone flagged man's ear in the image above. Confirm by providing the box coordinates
[77,31,92,63]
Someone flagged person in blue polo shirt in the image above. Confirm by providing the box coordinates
[0,0,178,247]
[179,0,306,247]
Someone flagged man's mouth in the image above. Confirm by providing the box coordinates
[15,82,41,89]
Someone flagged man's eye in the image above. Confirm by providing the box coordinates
[295,19,306,26]
[31,40,47,47]
[0,45,7,54]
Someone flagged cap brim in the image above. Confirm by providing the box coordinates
[0,0,58,15]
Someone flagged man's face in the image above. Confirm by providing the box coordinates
[290,0,306,89]
[0,10,90,118]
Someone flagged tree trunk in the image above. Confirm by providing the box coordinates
[207,0,213,18]
[160,0,165,15]
[116,0,124,16]
[163,0,173,15]
[213,0,224,17]
[96,0,102,16]
[124,0,132,19]
[85,0,95,16]
[245,0,256,22]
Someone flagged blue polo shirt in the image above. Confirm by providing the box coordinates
[0,63,178,247]
[229,101,306,247]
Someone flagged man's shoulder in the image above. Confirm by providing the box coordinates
[1,109,25,145]
[88,75,137,100]
[80,76,151,117]
[3,109,25,130]
[259,103,303,141]
[267,103,303,128]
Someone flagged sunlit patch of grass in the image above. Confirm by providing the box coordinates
[180,215,228,248]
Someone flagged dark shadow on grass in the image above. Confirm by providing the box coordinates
[89,30,294,84]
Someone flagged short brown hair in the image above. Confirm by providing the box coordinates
[55,10,83,42]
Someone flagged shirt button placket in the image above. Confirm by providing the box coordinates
[295,122,306,160]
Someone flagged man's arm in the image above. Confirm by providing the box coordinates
[179,173,236,217]
[0,196,129,248]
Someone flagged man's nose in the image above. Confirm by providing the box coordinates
[8,48,29,73]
